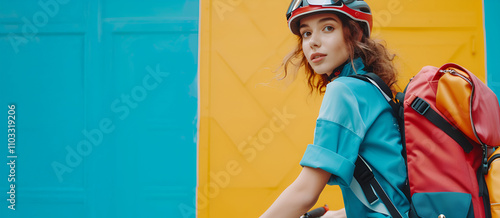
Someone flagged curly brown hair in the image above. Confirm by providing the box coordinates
[281,13,398,95]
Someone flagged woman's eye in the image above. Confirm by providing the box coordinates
[302,31,311,38]
[324,26,334,32]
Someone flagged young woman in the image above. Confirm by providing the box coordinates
[261,0,410,217]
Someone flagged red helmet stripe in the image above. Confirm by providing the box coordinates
[287,4,372,36]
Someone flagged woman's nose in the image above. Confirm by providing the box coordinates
[308,33,321,48]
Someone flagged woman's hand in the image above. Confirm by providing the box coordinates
[321,208,346,218]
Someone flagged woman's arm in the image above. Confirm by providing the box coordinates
[321,208,346,218]
[260,166,331,218]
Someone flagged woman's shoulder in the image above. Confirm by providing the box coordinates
[325,75,375,97]
[323,75,389,112]
[320,76,376,112]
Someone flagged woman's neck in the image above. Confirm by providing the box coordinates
[328,59,350,81]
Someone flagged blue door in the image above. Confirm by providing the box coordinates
[0,0,198,217]
[484,0,500,100]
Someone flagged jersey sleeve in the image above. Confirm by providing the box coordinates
[300,80,366,187]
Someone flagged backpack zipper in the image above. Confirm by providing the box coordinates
[440,69,472,84]
[438,69,477,140]
[440,69,490,173]
[439,69,478,141]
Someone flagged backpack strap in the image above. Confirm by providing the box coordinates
[348,73,411,203]
[478,164,492,218]
[348,73,408,217]
[349,73,403,129]
[408,97,473,153]
[348,73,408,166]
[354,156,404,218]
[480,146,494,218]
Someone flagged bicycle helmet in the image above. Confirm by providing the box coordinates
[286,0,372,37]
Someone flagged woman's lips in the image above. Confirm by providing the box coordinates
[310,53,326,63]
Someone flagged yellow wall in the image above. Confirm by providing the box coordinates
[199,0,485,217]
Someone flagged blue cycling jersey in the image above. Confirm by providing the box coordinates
[300,58,410,217]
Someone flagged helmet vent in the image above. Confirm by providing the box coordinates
[359,8,370,13]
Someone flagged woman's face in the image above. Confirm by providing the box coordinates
[299,13,349,76]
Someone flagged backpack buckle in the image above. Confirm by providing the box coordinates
[411,97,430,115]
[482,145,489,175]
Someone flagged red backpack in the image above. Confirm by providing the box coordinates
[351,63,500,218]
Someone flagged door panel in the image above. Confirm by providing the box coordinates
[0,0,199,217]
